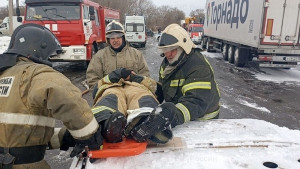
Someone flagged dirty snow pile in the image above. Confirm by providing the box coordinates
[203,51,300,84]
[0,36,10,54]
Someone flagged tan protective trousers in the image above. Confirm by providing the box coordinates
[96,84,158,116]
[11,160,50,169]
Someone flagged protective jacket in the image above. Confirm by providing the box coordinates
[86,42,158,124]
[86,42,150,89]
[0,57,99,169]
[158,48,220,126]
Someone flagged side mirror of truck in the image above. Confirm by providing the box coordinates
[16,8,20,16]
[89,6,95,20]
[89,6,94,15]
[90,15,95,20]
[17,16,23,22]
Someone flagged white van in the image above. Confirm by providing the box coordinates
[0,16,24,35]
[125,15,146,48]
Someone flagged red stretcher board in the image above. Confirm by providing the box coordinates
[88,138,147,158]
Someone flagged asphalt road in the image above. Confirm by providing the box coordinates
[46,37,300,168]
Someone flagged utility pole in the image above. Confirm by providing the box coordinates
[8,0,14,36]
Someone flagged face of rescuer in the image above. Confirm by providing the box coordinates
[108,33,124,49]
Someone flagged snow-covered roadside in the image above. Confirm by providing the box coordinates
[0,36,10,54]
[203,51,300,84]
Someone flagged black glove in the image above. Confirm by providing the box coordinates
[60,129,76,151]
[70,127,103,158]
[149,126,173,144]
[170,106,185,128]
[155,82,164,103]
[130,74,144,83]
[129,102,176,143]
[108,68,132,83]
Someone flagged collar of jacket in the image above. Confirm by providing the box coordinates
[109,41,129,56]
[0,53,18,71]
[162,48,196,79]
[0,55,37,71]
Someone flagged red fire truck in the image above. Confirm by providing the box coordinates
[23,0,120,66]
[187,23,203,45]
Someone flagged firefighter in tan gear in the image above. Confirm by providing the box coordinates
[156,24,220,128]
[0,24,102,169]
[86,20,150,90]
[86,21,176,144]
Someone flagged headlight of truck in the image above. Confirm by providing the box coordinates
[73,48,85,54]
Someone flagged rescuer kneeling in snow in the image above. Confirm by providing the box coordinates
[86,21,176,144]
[155,23,221,127]
[0,23,102,169]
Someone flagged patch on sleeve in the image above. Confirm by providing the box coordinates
[0,76,15,97]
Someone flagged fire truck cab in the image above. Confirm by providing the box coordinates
[24,0,120,67]
[187,23,203,45]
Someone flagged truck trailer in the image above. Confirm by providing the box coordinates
[202,0,300,68]
[23,0,120,67]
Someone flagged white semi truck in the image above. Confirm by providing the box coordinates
[0,16,24,35]
[202,0,300,68]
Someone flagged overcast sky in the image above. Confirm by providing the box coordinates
[151,0,206,16]
[1,0,206,16]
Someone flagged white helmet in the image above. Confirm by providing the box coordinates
[158,24,195,54]
[106,20,125,38]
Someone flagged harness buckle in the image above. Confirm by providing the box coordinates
[0,152,15,169]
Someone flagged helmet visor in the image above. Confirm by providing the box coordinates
[106,32,124,38]
[159,45,178,54]
[158,33,178,47]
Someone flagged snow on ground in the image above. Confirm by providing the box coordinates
[237,99,271,113]
[256,67,300,85]
[71,119,300,169]
[203,51,300,117]
[0,36,10,54]
[203,51,300,85]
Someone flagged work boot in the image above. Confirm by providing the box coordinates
[130,102,176,142]
[102,112,126,143]
[124,108,153,138]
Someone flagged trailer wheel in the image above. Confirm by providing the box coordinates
[200,38,206,49]
[234,47,247,67]
[222,44,229,61]
[228,45,235,64]
[206,40,213,52]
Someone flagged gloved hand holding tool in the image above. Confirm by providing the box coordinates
[70,127,103,158]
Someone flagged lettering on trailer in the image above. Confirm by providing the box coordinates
[206,0,249,30]
[0,76,15,97]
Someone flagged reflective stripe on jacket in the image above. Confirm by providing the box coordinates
[0,58,98,149]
